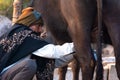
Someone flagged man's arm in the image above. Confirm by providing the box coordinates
[55,52,75,68]
[32,42,74,58]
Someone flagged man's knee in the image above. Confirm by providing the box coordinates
[1,59,37,80]
[23,59,37,73]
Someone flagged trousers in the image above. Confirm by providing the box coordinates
[1,59,37,80]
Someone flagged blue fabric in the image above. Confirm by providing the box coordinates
[33,10,41,20]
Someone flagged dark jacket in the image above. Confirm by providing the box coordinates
[0,24,49,73]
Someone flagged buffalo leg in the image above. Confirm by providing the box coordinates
[71,59,80,80]
[103,0,120,79]
[58,66,68,80]
[60,0,97,79]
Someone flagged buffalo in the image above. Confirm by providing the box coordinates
[31,0,120,80]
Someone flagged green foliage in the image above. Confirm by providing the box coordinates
[0,0,13,19]
[0,0,12,10]
[0,0,32,20]
[23,0,33,8]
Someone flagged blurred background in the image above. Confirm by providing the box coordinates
[0,0,31,20]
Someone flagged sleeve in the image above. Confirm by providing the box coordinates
[55,53,74,68]
[32,42,74,58]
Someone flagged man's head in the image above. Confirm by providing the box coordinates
[15,7,44,34]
